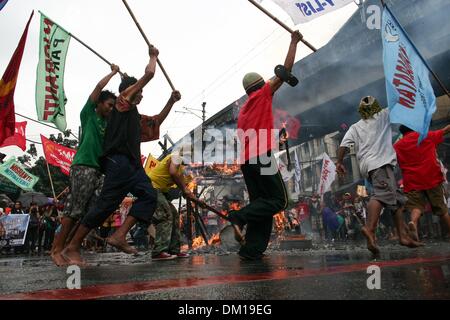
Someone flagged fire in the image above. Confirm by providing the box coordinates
[229,202,241,211]
[192,236,205,249]
[274,212,287,235]
[208,233,221,246]
[212,162,240,176]
[189,233,222,250]
[187,179,197,191]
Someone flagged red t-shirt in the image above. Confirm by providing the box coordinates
[237,82,276,162]
[394,130,445,192]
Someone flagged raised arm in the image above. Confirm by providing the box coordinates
[269,31,302,94]
[158,91,182,125]
[122,45,159,103]
[89,64,120,103]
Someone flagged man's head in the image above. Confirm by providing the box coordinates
[97,90,116,118]
[399,125,414,136]
[14,201,21,209]
[243,72,265,95]
[119,76,143,105]
[358,96,382,120]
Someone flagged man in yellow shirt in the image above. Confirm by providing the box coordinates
[149,153,197,260]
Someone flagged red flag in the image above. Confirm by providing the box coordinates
[0,121,27,150]
[41,135,76,176]
[0,12,33,145]
[273,108,301,139]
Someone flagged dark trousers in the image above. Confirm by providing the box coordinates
[25,227,38,253]
[235,158,288,258]
[82,154,157,229]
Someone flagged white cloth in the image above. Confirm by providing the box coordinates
[340,109,397,178]
[256,0,354,25]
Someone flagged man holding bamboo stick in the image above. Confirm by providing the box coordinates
[63,46,181,265]
[51,64,119,266]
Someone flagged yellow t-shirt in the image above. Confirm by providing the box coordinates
[149,154,182,192]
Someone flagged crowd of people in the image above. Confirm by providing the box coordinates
[0,201,60,255]
[1,28,449,264]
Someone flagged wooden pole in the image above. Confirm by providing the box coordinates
[247,0,317,52]
[45,160,57,201]
[38,11,124,77]
[121,0,176,90]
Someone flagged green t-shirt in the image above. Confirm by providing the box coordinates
[71,98,107,169]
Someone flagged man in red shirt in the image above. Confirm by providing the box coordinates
[394,124,450,241]
[227,30,302,260]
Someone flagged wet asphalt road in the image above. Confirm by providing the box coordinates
[0,241,449,300]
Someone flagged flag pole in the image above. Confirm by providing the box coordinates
[379,2,450,99]
[121,0,176,91]
[247,0,317,52]
[38,11,125,77]
[45,160,57,201]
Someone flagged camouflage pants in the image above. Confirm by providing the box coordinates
[152,190,180,255]
[63,165,104,221]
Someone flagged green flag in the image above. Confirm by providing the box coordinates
[35,12,71,131]
[0,157,39,191]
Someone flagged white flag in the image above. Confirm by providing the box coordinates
[318,153,336,196]
[257,0,355,25]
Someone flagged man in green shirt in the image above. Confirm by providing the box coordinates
[51,64,120,266]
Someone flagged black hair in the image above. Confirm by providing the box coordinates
[245,81,265,95]
[399,125,414,136]
[98,90,116,103]
[119,76,138,93]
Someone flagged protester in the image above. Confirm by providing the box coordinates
[227,31,302,260]
[63,46,180,266]
[336,96,421,255]
[149,152,195,260]
[51,64,119,266]
[25,204,39,254]
[394,124,450,241]
[11,201,24,214]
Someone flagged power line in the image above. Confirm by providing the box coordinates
[15,112,79,140]
[166,23,288,129]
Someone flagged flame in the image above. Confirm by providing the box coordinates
[274,212,287,235]
[192,236,205,249]
[212,162,241,176]
[229,202,241,211]
[187,179,197,191]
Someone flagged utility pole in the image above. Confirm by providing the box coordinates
[202,102,206,123]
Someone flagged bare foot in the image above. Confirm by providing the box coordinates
[361,226,380,256]
[51,252,69,267]
[408,222,419,241]
[399,237,424,248]
[106,236,138,254]
[61,247,86,266]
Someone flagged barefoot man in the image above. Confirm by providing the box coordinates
[51,64,119,266]
[63,45,180,265]
[336,96,422,256]
[394,124,450,241]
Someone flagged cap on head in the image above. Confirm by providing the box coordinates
[358,96,382,120]
[242,72,264,94]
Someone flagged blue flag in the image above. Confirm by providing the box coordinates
[382,6,436,143]
[0,0,9,11]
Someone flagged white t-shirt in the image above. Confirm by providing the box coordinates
[340,109,397,178]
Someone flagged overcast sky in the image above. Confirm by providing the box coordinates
[0,0,358,162]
